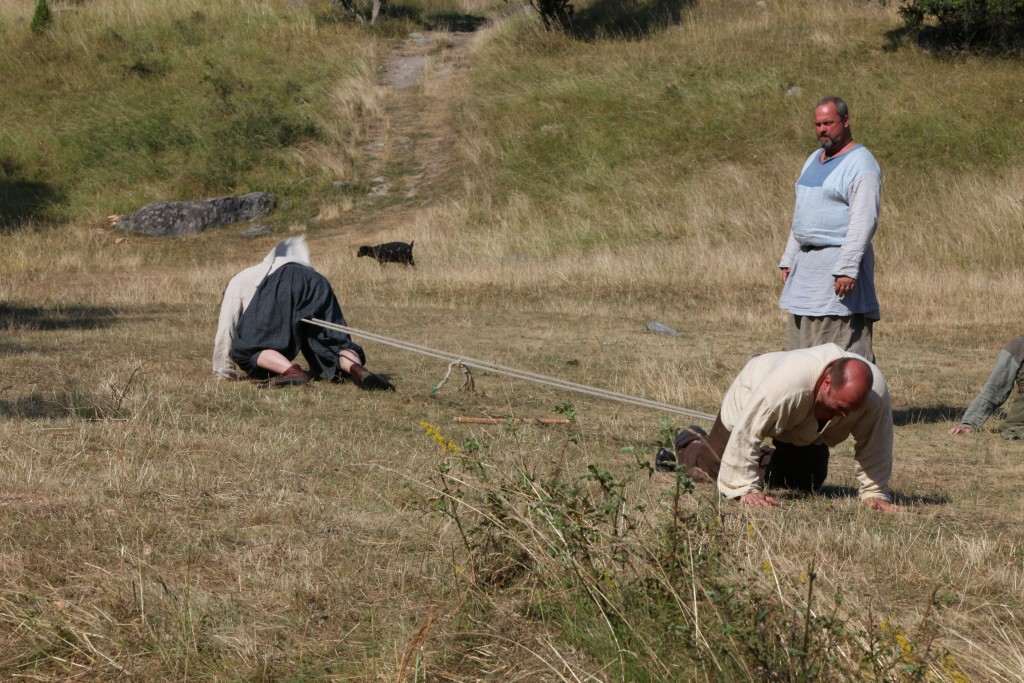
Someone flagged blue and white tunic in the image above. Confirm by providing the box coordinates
[779,144,882,319]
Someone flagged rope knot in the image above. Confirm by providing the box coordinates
[433,360,474,395]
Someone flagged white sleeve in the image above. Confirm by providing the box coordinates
[716,398,772,498]
[716,391,801,498]
[833,173,880,279]
[212,278,243,379]
[779,231,801,269]
[850,390,894,501]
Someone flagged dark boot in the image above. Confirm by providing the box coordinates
[655,448,677,472]
[656,425,710,477]
[347,363,395,391]
[655,423,712,483]
[675,425,709,452]
[263,364,310,387]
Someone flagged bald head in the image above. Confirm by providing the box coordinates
[829,357,872,393]
[816,358,872,420]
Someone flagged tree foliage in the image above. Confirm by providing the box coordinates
[898,0,1024,51]
[30,0,53,34]
[528,0,576,31]
[331,0,385,25]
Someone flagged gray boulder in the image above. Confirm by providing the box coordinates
[116,192,276,237]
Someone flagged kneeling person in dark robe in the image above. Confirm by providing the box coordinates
[213,237,392,389]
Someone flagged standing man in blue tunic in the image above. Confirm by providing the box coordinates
[764,97,882,482]
[779,96,882,363]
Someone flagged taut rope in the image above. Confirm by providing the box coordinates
[303,318,715,422]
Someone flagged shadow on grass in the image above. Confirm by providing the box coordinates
[882,24,917,53]
[893,404,962,426]
[0,395,67,420]
[817,485,950,506]
[318,3,487,32]
[0,158,64,231]
[894,491,951,506]
[817,484,860,500]
[390,5,488,32]
[568,0,695,41]
[0,303,128,338]
[424,11,487,31]
[883,22,1024,56]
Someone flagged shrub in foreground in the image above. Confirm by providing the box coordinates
[422,414,963,680]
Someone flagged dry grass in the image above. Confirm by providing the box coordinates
[3,0,1024,679]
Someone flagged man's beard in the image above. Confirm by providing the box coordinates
[818,135,838,150]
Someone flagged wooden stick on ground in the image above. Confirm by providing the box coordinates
[454,416,571,425]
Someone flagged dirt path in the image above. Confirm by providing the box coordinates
[340,26,483,240]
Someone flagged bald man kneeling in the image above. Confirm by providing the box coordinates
[661,344,899,512]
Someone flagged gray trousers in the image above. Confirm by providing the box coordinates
[960,337,1024,435]
[786,313,875,363]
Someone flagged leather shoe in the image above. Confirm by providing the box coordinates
[263,364,310,387]
[347,363,395,391]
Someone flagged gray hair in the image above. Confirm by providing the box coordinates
[817,96,849,118]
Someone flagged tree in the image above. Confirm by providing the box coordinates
[332,0,386,25]
[526,0,575,30]
[30,0,53,34]
[897,0,1024,51]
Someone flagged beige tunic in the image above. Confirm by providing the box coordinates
[717,343,893,502]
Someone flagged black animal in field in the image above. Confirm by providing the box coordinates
[357,241,415,267]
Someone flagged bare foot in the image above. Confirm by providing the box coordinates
[863,498,900,513]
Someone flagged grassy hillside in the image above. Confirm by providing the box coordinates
[2,0,1023,680]
[0,0,467,227]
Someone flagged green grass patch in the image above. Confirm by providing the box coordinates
[0,0,380,227]
[453,0,1024,266]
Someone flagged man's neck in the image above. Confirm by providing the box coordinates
[822,138,856,160]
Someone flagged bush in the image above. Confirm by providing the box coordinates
[524,0,575,31]
[30,0,53,34]
[423,418,960,679]
[330,0,386,25]
[898,0,1024,51]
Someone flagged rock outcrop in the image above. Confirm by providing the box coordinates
[115,192,275,237]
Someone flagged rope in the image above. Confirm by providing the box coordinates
[303,318,716,422]
[432,360,474,394]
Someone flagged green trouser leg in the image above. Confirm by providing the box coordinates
[1001,375,1024,440]
[960,337,1024,432]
